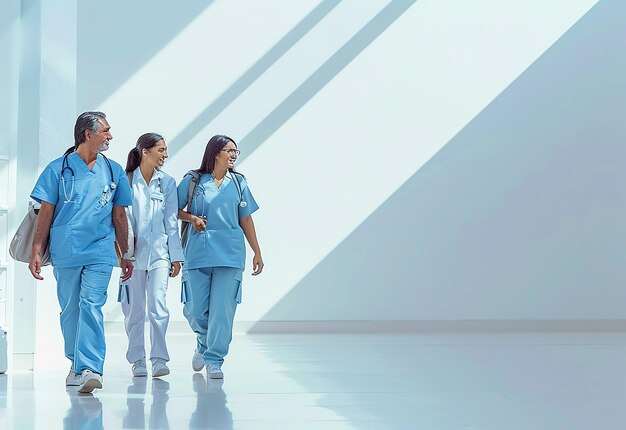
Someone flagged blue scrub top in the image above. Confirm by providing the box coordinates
[30,151,132,268]
[177,172,258,270]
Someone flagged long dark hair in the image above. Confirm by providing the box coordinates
[64,111,107,155]
[126,132,164,173]
[196,134,242,176]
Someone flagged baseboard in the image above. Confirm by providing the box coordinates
[105,320,626,335]
[242,319,626,334]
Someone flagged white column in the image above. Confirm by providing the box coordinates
[12,0,42,372]
[33,0,78,369]
[0,0,22,372]
[8,0,77,371]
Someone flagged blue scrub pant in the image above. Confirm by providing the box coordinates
[181,269,202,348]
[53,264,113,375]
[184,267,242,366]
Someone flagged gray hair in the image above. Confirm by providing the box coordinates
[74,111,106,146]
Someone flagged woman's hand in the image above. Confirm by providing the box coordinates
[239,215,263,276]
[170,261,181,277]
[251,253,264,276]
[192,216,207,233]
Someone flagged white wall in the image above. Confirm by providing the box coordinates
[260,0,626,323]
[7,0,625,337]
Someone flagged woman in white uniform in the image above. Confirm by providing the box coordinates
[120,133,184,377]
[178,135,263,379]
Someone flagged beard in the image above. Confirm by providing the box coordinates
[98,140,110,152]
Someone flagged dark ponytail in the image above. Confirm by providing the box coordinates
[125,147,141,173]
[125,132,164,173]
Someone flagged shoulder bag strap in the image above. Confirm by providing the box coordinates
[185,170,200,211]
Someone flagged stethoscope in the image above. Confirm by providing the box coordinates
[191,172,247,219]
[61,152,116,204]
[230,172,248,208]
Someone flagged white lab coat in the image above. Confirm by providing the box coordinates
[121,168,184,364]
[128,168,184,270]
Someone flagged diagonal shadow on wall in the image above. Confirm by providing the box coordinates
[167,0,417,159]
[167,0,343,154]
[251,0,626,328]
[106,0,419,166]
[77,0,213,109]
[236,0,417,158]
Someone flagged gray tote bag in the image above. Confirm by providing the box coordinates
[9,202,51,266]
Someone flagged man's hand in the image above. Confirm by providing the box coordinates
[29,201,55,281]
[28,253,44,280]
[120,259,134,281]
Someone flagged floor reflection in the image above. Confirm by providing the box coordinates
[123,377,147,429]
[0,374,6,409]
[123,377,170,429]
[5,333,626,428]
[190,373,233,430]
[150,378,170,429]
[64,392,103,430]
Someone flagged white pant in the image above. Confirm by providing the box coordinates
[121,266,170,363]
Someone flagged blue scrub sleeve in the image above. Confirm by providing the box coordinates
[238,178,259,218]
[30,164,60,205]
[177,175,193,210]
[112,165,132,206]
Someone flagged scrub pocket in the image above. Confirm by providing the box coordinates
[117,280,129,303]
[230,230,245,259]
[181,270,190,303]
[233,271,242,304]
[49,224,73,258]
[95,186,115,209]
[95,224,112,255]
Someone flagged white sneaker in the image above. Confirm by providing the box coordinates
[151,358,170,378]
[77,369,102,393]
[132,359,148,377]
[65,366,81,386]
[192,350,204,372]
[207,363,223,379]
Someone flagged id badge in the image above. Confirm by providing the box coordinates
[150,191,164,202]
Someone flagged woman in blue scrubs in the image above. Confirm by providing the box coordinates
[178,135,263,379]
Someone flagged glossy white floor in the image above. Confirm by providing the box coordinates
[1,329,626,429]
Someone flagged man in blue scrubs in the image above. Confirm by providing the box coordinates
[28,112,134,393]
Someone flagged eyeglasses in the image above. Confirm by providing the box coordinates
[222,149,240,156]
